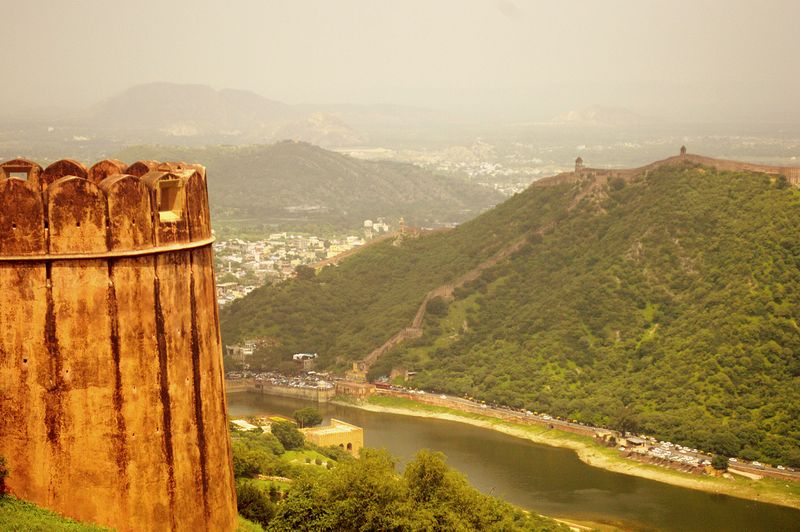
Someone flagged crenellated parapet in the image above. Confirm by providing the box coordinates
[536,147,800,188]
[0,158,236,531]
[0,158,212,259]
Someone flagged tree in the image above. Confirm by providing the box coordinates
[711,455,729,471]
[612,405,639,437]
[271,421,305,450]
[294,265,316,281]
[293,407,323,428]
[426,297,448,317]
[404,449,449,504]
[236,481,276,528]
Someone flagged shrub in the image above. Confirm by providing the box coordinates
[711,455,729,471]
[236,481,276,528]
[0,456,8,495]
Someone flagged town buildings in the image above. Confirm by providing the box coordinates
[213,230,373,307]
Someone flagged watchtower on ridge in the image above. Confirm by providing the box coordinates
[0,158,236,531]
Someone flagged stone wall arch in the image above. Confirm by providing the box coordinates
[125,160,159,178]
[0,179,45,255]
[41,159,89,191]
[88,159,127,185]
[46,176,107,254]
[99,174,154,251]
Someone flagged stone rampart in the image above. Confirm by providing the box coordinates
[0,159,236,531]
[252,382,336,402]
[535,150,800,188]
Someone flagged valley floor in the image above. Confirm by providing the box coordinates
[340,395,800,511]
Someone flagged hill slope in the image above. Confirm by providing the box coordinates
[116,141,503,231]
[221,160,800,465]
[85,83,364,147]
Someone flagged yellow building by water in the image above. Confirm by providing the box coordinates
[301,419,364,455]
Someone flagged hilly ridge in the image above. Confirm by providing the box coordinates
[221,159,800,466]
[116,141,503,231]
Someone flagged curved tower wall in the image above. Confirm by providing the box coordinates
[0,159,236,531]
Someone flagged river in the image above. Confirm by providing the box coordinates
[227,392,800,531]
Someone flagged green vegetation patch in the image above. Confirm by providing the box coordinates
[0,496,108,532]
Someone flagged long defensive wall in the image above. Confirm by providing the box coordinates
[0,158,237,530]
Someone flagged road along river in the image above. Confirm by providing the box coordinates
[228,392,800,531]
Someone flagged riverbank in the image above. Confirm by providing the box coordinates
[339,395,800,510]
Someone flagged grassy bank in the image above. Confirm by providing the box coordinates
[0,494,267,532]
[352,395,800,510]
[0,496,107,531]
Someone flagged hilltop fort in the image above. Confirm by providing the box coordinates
[0,158,236,530]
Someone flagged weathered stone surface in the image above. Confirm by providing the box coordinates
[40,159,88,191]
[46,176,107,255]
[99,174,154,251]
[125,160,159,178]
[0,159,236,532]
[0,158,43,183]
[88,159,127,184]
[142,171,191,246]
[0,262,49,503]
[0,179,46,255]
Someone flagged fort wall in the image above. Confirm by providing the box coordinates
[251,381,336,402]
[0,159,236,531]
[535,150,800,188]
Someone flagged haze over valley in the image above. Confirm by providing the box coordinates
[1,1,800,531]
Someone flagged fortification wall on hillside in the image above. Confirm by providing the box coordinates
[0,158,236,531]
[535,149,800,188]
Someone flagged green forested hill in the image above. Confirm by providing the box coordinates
[221,162,800,465]
[220,178,574,369]
[116,141,503,231]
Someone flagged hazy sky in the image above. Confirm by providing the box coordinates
[3,0,799,121]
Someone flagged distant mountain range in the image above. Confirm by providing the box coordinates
[116,141,503,230]
[13,82,450,149]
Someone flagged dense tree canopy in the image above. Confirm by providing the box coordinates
[268,449,564,532]
[230,429,563,531]
[270,421,305,451]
